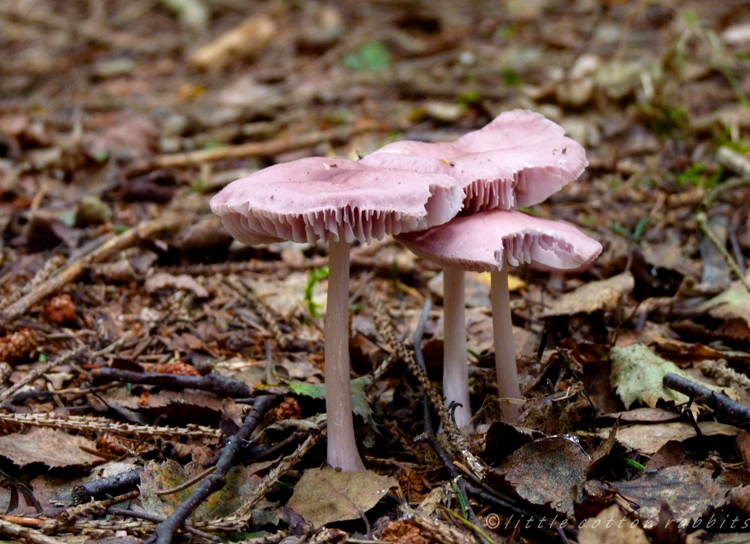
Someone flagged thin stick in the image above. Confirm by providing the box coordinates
[126,121,378,176]
[145,395,280,544]
[663,372,750,429]
[0,518,66,544]
[90,367,253,398]
[0,345,86,403]
[2,214,181,320]
[696,211,750,294]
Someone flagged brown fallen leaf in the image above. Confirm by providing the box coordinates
[596,421,739,454]
[287,467,397,529]
[578,504,650,544]
[0,428,101,468]
[490,436,591,516]
[189,15,277,71]
[543,271,634,317]
[612,465,730,527]
[145,273,208,298]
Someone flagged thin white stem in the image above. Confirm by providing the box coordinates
[325,237,365,471]
[442,266,472,430]
[491,261,521,422]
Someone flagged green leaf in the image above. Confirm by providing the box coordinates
[290,376,373,423]
[609,343,690,409]
[305,266,329,318]
[343,42,391,71]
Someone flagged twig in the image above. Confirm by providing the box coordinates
[0,255,66,312]
[441,506,497,544]
[72,467,144,504]
[232,432,319,518]
[367,292,487,479]
[716,146,750,179]
[195,432,319,534]
[0,412,222,441]
[145,395,281,544]
[0,5,176,53]
[0,518,66,544]
[108,509,221,542]
[224,275,289,349]
[413,299,458,476]
[126,121,379,176]
[663,372,750,429]
[1,214,181,320]
[155,466,216,496]
[0,345,87,403]
[90,367,253,398]
[42,490,139,533]
[696,211,750,294]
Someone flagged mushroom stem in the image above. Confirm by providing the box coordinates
[442,266,472,430]
[491,260,522,422]
[325,237,365,472]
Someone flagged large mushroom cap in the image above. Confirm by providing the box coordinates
[210,157,463,245]
[396,209,602,272]
[359,109,587,212]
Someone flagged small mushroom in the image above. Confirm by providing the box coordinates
[360,109,587,212]
[211,157,462,471]
[397,209,602,425]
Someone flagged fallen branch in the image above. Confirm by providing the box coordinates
[146,395,281,544]
[0,518,65,544]
[663,372,750,429]
[90,367,253,398]
[126,121,379,176]
[0,413,221,442]
[41,490,140,534]
[72,467,144,504]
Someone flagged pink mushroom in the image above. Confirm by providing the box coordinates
[397,210,602,425]
[211,156,462,471]
[360,109,587,212]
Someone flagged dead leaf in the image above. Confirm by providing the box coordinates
[578,504,650,544]
[597,421,739,454]
[145,273,208,298]
[491,436,591,516]
[695,275,750,325]
[189,15,277,71]
[603,407,681,423]
[612,465,730,527]
[543,272,634,317]
[0,428,101,468]
[287,467,397,529]
[139,459,261,521]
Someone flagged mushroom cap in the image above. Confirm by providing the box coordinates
[396,209,602,273]
[210,157,463,245]
[359,109,587,212]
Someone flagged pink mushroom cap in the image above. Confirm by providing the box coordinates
[210,156,463,244]
[396,209,602,273]
[359,109,587,212]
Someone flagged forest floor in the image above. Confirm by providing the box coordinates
[3,0,750,543]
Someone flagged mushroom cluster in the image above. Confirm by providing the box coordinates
[362,109,602,428]
[211,157,462,472]
[211,109,601,472]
